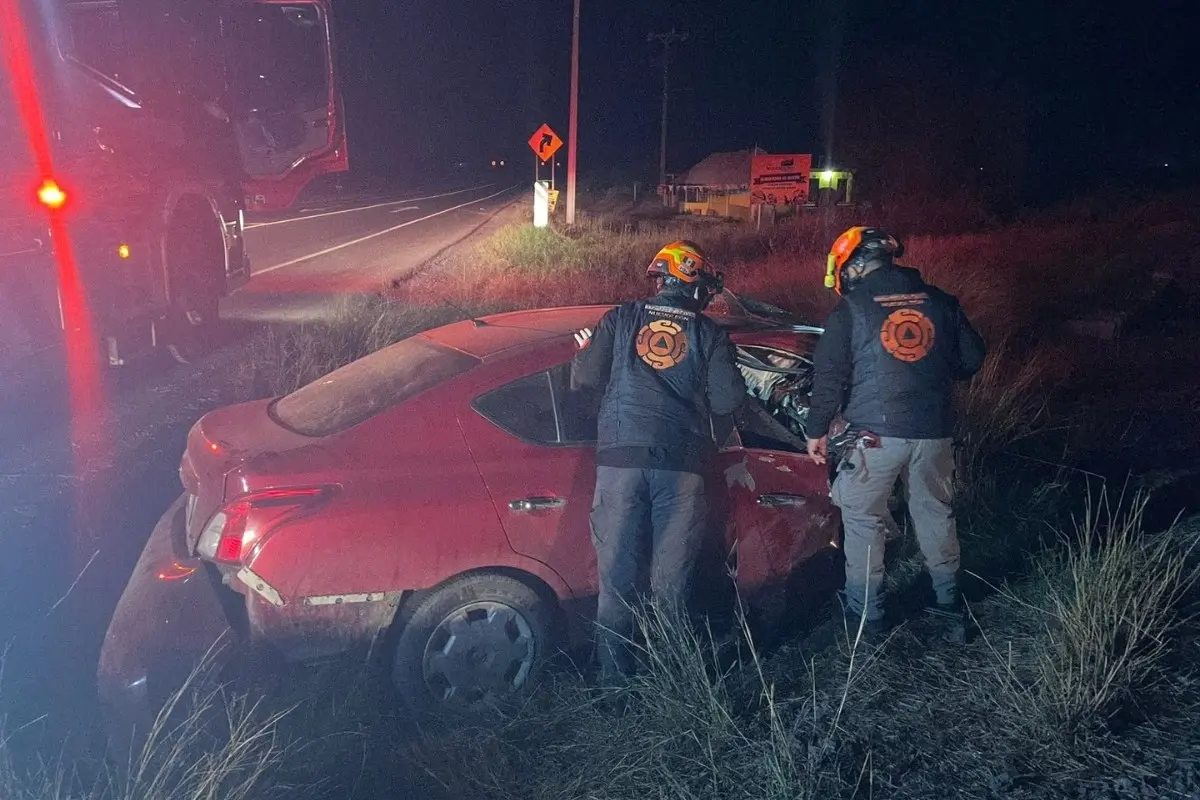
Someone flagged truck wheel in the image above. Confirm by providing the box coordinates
[390,573,555,713]
[162,197,226,365]
[164,292,220,365]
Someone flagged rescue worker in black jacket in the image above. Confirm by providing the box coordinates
[806,227,987,641]
[572,240,746,683]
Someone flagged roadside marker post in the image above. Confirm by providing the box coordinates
[528,124,564,227]
[533,180,550,228]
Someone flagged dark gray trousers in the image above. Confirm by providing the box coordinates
[590,465,707,679]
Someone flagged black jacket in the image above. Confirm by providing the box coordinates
[807,265,986,440]
[571,291,746,473]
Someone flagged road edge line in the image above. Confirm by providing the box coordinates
[249,185,519,277]
[389,194,526,290]
[243,184,495,230]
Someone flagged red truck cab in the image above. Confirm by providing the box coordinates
[0,0,348,369]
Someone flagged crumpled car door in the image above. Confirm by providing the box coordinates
[719,327,841,601]
[719,441,841,601]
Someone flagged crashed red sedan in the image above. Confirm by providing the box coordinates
[98,295,838,719]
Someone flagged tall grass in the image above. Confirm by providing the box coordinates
[986,489,1200,751]
[399,492,1200,800]
[244,296,476,397]
[403,602,875,800]
[247,191,1168,401]
[953,337,1074,486]
[0,650,292,800]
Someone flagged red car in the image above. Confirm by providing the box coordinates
[98,295,838,721]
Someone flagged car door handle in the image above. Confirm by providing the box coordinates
[756,493,808,508]
[509,496,567,512]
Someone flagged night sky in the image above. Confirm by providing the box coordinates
[334,0,1199,203]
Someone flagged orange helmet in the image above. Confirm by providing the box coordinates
[825,227,902,294]
[647,239,709,284]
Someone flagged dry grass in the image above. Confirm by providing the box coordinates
[397,493,1200,800]
[401,602,878,800]
[0,648,291,800]
[3,505,1196,800]
[985,489,1200,750]
[243,296,478,397]
[752,499,1200,799]
[400,211,842,321]
[247,193,1182,410]
[953,337,1075,489]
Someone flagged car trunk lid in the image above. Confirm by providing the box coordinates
[181,399,319,554]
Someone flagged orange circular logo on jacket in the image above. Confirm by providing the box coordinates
[636,319,689,370]
[880,308,936,363]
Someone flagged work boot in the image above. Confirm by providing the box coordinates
[926,599,975,645]
[594,631,637,689]
[841,606,888,649]
[597,662,633,690]
[595,683,633,716]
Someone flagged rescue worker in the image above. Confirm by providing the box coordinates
[805,227,986,640]
[572,240,747,683]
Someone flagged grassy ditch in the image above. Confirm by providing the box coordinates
[3,198,1198,799]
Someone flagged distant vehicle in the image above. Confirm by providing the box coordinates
[0,0,348,367]
[99,295,837,722]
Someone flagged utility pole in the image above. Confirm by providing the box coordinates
[649,28,687,187]
[565,0,581,224]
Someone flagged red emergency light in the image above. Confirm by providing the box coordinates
[37,179,67,210]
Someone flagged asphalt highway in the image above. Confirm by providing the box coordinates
[227,183,519,322]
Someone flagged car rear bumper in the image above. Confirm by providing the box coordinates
[97,494,238,730]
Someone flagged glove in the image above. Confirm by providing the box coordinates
[574,327,593,349]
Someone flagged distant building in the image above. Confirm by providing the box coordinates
[663,147,760,221]
[660,147,854,220]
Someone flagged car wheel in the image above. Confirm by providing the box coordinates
[390,573,554,712]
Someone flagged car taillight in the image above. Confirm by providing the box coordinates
[37,179,67,210]
[196,487,327,563]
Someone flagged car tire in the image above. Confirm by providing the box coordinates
[390,572,554,713]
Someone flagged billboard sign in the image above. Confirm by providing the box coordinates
[750,154,813,205]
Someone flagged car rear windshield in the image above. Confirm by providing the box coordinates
[271,336,479,437]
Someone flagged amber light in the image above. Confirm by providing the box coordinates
[37,179,67,209]
[117,243,131,259]
[156,561,198,582]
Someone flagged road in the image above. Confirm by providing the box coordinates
[0,180,520,754]
[228,182,518,323]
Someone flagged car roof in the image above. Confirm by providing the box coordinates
[418,305,615,360]
[416,297,819,361]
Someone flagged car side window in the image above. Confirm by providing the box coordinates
[473,372,558,444]
[550,363,600,444]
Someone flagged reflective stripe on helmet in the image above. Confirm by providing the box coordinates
[648,239,707,284]
[827,226,900,295]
